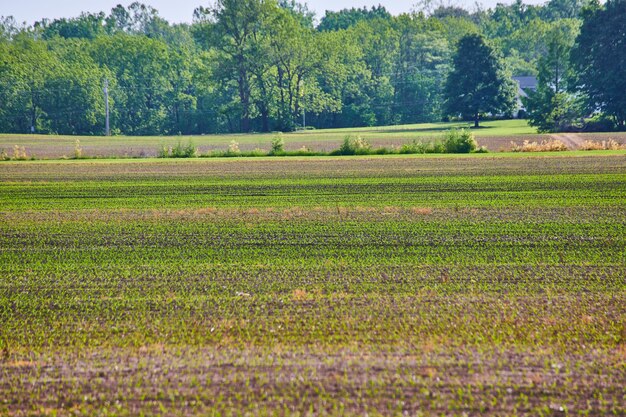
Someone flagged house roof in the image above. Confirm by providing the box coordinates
[513,76,538,91]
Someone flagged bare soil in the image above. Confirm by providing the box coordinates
[2,347,625,416]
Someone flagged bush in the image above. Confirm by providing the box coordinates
[225,140,241,156]
[332,135,372,155]
[173,141,198,158]
[158,145,171,158]
[399,140,426,154]
[583,115,618,132]
[399,139,446,154]
[443,129,477,153]
[269,134,285,155]
[158,141,198,158]
[12,145,28,160]
[284,146,322,156]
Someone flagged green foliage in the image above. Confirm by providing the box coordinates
[317,5,391,31]
[332,135,372,155]
[571,0,626,128]
[158,141,198,158]
[399,139,445,154]
[524,20,582,133]
[525,90,583,132]
[40,12,108,40]
[444,34,517,127]
[269,133,285,155]
[444,129,478,153]
[0,0,622,135]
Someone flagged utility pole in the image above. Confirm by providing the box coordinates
[103,78,110,136]
[300,80,306,130]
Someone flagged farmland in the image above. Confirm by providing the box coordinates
[2,119,626,160]
[1,120,544,159]
[1,152,626,416]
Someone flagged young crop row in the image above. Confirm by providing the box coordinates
[1,213,624,350]
[2,173,625,212]
[2,153,625,185]
[1,154,625,416]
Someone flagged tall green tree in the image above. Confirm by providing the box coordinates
[571,0,626,128]
[525,20,581,132]
[317,6,391,32]
[392,15,451,124]
[89,34,185,135]
[265,7,323,130]
[0,35,107,134]
[444,34,516,127]
[204,0,269,132]
[0,35,55,133]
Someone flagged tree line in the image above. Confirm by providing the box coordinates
[0,0,623,135]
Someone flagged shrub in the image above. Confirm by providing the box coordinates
[444,129,477,153]
[0,149,8,161]
[583,115,618,132]
[373,147,392,155]
[158,145,172,158]
[399,140,426,154]
[226,140,241,156]
[247,148,267,157]
[172,141,198,158]
[284,146,321,156]
[270,134,285,155]
[333,135,372,155]
[12,145,28,160]
[158,141,198,158]
[399,139,446,154]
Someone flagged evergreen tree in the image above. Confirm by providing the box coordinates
[444,34,516,127]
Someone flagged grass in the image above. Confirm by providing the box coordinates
[0,119,539,158]
[2,119,626,160]
[1,153,625,416]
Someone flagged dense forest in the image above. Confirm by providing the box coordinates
[0,0,624,135]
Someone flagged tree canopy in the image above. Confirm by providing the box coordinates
[0,0,622,135]
[570,0,626,128]
[444,34,516,127]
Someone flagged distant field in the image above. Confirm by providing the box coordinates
[1,153,625,416]
[2,119,625,159]
[1,119,549,158]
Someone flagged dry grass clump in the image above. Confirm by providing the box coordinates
[580,139,626,150]
[7,145,29,160]
[511,140,568,152]
[411,207,433,215]
[291,289,310,301]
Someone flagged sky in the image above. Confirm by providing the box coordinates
[2,0,548,25]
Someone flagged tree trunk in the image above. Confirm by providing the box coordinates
[474,113,480,128]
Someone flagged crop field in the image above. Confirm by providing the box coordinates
[1,152,626,416]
